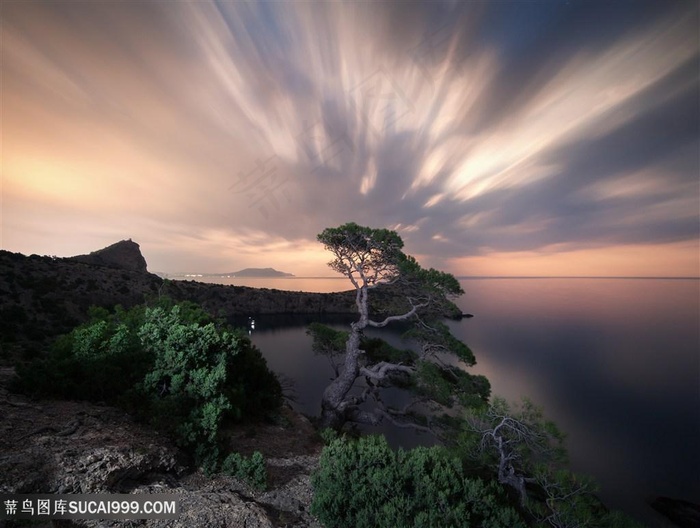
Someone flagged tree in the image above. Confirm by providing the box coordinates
[313,222,489,434]
[458,398,645,528]
[458,397,567,506]
[137,303,282,462]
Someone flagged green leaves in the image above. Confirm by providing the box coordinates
[360,336,417,365]
[139,306,234,401]
[221,451,267,490]
[14,299,282,473]
[456,397,643,527]
[13,306,151,402]
[317,223,404,256]
[397,254,464,297]
[460,397,567,474]
[311,435,526,528]
[306,322,348,355]
[137,304,281,458]
[317,223,405,285]
[72,320,110,358]
[412,362,490,409]
[403,320,476,365]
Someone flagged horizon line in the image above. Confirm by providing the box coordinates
[161,273,700,280]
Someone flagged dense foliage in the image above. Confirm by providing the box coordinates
[13,299,282,470]
[311,434,526,528]
[457,397,567,505]
[13,304,151,403]
[312,413,645,528]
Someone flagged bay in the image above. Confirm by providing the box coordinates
[196,276,699,526]
[449,278,699,527]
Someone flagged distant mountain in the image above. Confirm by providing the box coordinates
[226,268,294,278]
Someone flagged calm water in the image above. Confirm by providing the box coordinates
[190,276,699,526]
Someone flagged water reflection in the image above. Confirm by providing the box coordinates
[233,278,698,526]
[451,278,699,525]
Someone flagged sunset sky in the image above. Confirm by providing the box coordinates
[2,0,698,277]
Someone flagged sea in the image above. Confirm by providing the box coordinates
[175,276,700,526]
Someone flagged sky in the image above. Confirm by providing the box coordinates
[2,0,699,277]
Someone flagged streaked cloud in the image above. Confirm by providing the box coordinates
[2,0,698,276]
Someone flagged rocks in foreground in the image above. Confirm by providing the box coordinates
[0,368,322,527]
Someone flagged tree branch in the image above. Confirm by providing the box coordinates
[368,301,428,328]
[346,407,438,437]
[376,408,435,435]
[360,362,414,380]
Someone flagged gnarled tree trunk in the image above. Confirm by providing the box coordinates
[320,323,363,429]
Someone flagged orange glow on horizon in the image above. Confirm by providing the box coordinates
[449,242,699,278]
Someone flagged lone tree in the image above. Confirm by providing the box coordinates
[312,222,490,434]
[458,398,644,528]
[458,397,567,506]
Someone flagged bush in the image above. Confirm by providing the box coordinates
[13,299,282,469]
[221,451,267,490]
[136,304,282,456]
[311,435,526,528]
[13,306,150,403]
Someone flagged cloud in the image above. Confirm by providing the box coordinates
[2,0,698,275]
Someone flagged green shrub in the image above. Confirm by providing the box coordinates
[221,451,267,490]
[135,304,281,456]
[319,427,338,445]
[13,307,149,403]
[311,435,526,528]
[13,299,282,470]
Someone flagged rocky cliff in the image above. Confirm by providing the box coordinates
[0,244,356,363]
[69,239,149,273]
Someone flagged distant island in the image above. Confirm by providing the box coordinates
[167,267,296,279]
[224,268,294,278]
